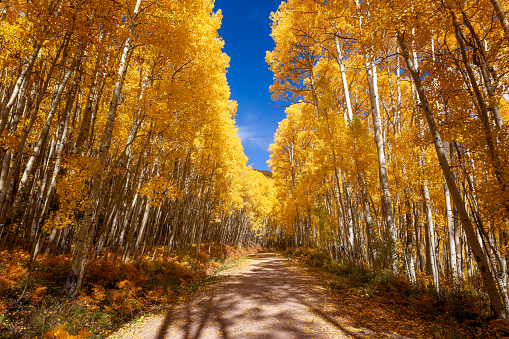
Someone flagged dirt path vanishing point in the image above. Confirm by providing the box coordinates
[110,253,417,339]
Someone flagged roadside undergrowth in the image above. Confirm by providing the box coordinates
[284,247,509,339]
[0,243,261,338]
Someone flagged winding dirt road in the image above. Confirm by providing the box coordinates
[110,253,416,338]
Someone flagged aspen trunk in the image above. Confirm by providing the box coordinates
[423,184,440,292]
[359,173,374,266]
[445,180,458,279]
[74,51,110,153]
[364,59,397,271]
[491,0,509,34]
[460,11,503,129]
[0,33,70,221]
[398,31,507,319]
[0,42,42,136]
[10,49,80,217]
[64,0,143,299]
[396,59,402,132]
[405,206,416,283]
[452,13,509,214]
[334,36,353,122]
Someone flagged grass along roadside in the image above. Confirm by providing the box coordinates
[215,251,254,275]
[283,247,509,339]
[0,244,261,338]
[172,251,255,297]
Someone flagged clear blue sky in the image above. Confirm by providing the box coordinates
[214,0,286,172]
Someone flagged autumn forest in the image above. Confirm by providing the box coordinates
[1,0,509,337]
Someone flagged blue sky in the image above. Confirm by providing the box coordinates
[213,0,286,171]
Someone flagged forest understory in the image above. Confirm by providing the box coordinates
[2,246,509,338]
[285,248,509,338]
[0,244,261,338]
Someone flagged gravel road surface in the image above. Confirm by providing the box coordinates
[110,253,414,338]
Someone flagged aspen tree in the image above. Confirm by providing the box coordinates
[491,0,509,34]
[397,31,507,319]
[64,0,144,298]
[352,0,398,271]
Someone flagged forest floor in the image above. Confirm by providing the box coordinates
[109,252,447,339]
[0,244,261,338]
[4,248,509,338]
[284,249,509,338]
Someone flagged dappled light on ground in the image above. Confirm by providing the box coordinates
[111,253,419,338]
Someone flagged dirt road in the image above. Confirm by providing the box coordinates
[110,253,415,338]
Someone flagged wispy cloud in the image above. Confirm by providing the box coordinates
[233,102,284,170]
[236,124,257,141]
[237,124,272,152]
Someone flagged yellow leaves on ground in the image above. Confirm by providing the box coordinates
[45,325,91,339]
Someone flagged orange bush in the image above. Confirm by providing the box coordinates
[45,325,91,339]
[0,243,262,338]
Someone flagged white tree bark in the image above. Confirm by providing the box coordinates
[0,43,41,135]
[365,59,397,271]
[491,0,509,34]
[65,0,143,299]
[10,49,80,216]
[398,31,507,319]
[423,184,440,292]
[334,36,353,122]
[444,179,458,279]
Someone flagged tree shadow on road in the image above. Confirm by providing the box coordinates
[151,253,415,339]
